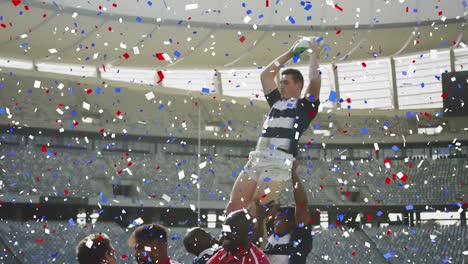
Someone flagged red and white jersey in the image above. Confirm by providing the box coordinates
[207,244,270,264]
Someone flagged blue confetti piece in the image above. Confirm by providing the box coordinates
[246,9,252,14]
[439,40,449,46]
[269,144,275,150]
[288,16,296,24]
[263,177,271,182]
[376,211,383,216]
[435,75,441,81]
[392,145,399,152]
[258,14,264,19]
[420,82,424,88]
[242,2,246,7]
[220,123,225,128]
[68,218,75,226]
[413,8,418,13]
[20,42,28,47]
[316,37,324,43]
[406,204,414,210]
[136,16,142,22]
[292,55,301,63]
[464,0,467,8]
[158,104,164,110]
[201,87,210,93]
[328,91,337,102]
[406,112,412,118]
[324,44,331,51]
[384,252,395,259]
[101,197,108,203]
[174,50,181,57]
[0,16,3,21]
[147,1,153,6]
[95,87,102,94]
[306,15,312,20]
[115,87,121,93]
[304,4,312,10]
[0,108,4,114]
[361,128,368,134]
[314,124,320,129]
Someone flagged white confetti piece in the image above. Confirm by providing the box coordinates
[56,108,64,115]
[185,3,198,10]
[145,91,155,100]
[178,170,185,180]
[134,217,144,225]
[243,16,251,23]
[144,246,151,252]
[199,162,207,169]
[85,239,93,248]
[34,80,41,88]
[264,188,271,194]
[162,194,171,202]
[120,42,127,49]
[57,83,64,90]
[82,102,90,110]
[190,204,196,211]
[133,46,140,55]
[72,12,78,18]
[222,225,231,232]
[20,34,28,39]
[48,48,58,54]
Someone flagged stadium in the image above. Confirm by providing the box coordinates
[0,0,467,263]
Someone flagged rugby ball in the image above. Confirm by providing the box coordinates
[293,37,312,56]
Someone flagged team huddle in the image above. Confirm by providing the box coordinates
[76,37,323,264]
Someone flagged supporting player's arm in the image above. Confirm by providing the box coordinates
[260,43,296,95]
[305,38,322,102]
[292,161,310,226]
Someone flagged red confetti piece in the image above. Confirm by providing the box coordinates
[386,230,392,235]
[366,213,372,221]
[266,0,269,7]
[24,5,29,10]
[112,3,117,7]
[42,13,47,18]
[346,98,351,103]
[334,4,343,11]
[155,53,166,60]
[97,235,103,241]
[441,93,448,98]
[127,162,133,167]
[406,6,409,12]
[351,252,356,257]
[86,89,93,94]
[123,53,130,59]
[64,189,69,195]
[35,238,44,243]
[107,26,113,32]
[361,62,367,67]
[335,29,341,34]
[239,35,246,43]
[121,255,127,259]
[102,64,106,72]
[308,109,317,117]
[438,11,443,16]
[0,24,6,29]
[116,110,121,116]
[401,174,408,182]
[392,174,397,181]
[41,146,47,152]
[11,0,21,7]
[345,191,350,198]
[385,177,391,184]
[156,70,164,84]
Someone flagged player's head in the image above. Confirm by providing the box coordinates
[76,233,118,264]
[221,210,254,253]
[183,227,218,256]
[280,68,304,99]
[274,206,296,236]
[128,223,168,264]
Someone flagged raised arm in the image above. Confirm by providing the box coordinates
[292,161,310,226]
[260,45,296,95]
[305,38,322,102]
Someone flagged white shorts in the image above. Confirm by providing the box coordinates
[243,149,295,182]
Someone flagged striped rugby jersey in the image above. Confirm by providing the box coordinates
[257,89,320,157]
